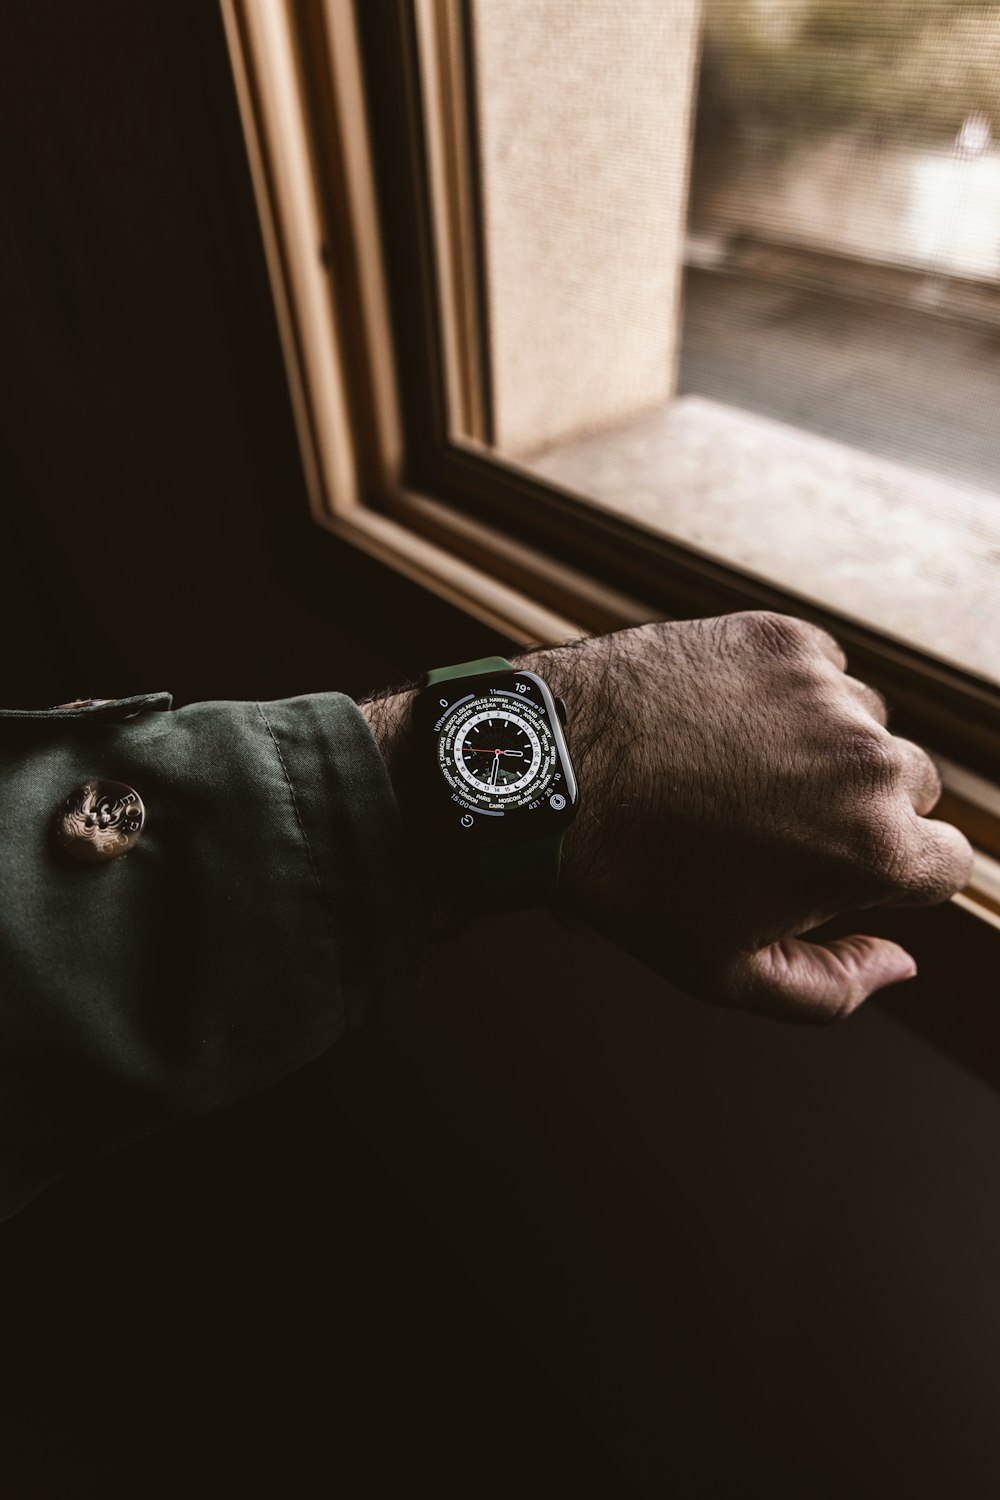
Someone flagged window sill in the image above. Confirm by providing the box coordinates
[528,393,1000,690]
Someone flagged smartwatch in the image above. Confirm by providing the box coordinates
[407,655,579,917]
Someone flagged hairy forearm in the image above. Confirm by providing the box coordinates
[358,683,417,803]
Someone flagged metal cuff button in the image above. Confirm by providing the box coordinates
[55,780,145,863]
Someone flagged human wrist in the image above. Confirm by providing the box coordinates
[360,684,474,940]
[361,647,595,934]
[358,685,416,805]
[512,634,627,914]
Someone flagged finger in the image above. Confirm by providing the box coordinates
[880,814,973,907]
[891,737,942,815]
[843,675,889,726]
[721,934,917,1024]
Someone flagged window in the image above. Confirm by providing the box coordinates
[455,0,1000,693]
[221,0,1000,900]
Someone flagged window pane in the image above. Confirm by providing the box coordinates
[448,0,1000,686]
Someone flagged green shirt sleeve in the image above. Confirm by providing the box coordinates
[0,689,423,1220]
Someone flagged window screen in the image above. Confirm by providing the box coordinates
[451,0,1000,686]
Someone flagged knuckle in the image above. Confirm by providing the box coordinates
[856,681,890,724]
[922,752,944,801]
[802,621,845,665]
[900,828,973,905]
[737,610,813,656]
[743,612,803,648]
[735,610,845,670]
[840,806,908,884]
[868,820,973,906]
[897,738,942,800]
[891,865,954,906]
[840,724,897,785]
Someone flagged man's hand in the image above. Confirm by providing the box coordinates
[516,613,972,1023]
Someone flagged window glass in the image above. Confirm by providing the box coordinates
[453,0,1000,685]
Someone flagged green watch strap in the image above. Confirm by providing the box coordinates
[425,656,513,685]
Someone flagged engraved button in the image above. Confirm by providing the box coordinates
[55,780,145,863]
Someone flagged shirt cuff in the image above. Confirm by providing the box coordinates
[0,689,424,1219]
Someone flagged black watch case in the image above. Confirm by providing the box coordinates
[409,667,579,846]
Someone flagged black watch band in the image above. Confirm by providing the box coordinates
[417,656,576,916]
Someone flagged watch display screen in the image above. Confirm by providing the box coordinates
[437,690,557,812]
[415,671,578,838]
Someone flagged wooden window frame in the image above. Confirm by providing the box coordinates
[220,0,1000,905]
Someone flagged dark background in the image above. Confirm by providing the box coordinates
[2,4,999,1496]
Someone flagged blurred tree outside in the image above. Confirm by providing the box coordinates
[697,0,1000,152]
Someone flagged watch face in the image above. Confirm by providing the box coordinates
[439,691,556,811]
[417,672,577,835]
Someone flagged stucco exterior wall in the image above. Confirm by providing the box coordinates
[471,0,702,456]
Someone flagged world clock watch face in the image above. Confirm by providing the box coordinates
[435,688,561,814]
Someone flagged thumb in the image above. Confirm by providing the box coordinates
[722,934,918,1024]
